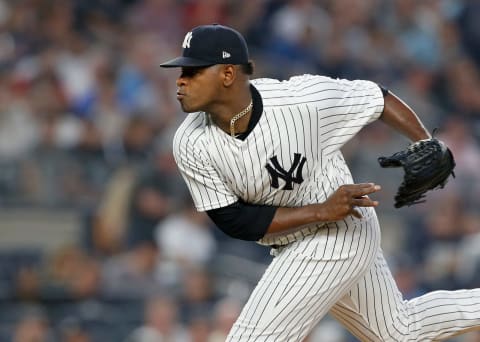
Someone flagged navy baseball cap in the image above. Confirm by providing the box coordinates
[160,24,249,68]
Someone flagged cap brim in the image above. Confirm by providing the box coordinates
[160,56,214,68]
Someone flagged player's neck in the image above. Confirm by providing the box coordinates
[209,89,252,136]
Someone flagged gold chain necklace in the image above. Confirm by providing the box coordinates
[230,100,253,137]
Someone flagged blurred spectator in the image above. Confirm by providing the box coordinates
[389,0,443,70]
[126,0,183,41]
[61,329,91,342]
[65,118,112,206]
[186,313,211,342]
[0,73,39,161]
[126,146,186,248]
[89,166,137,256]
[390,254,426,300]
[389,65,444,130]
[442,57,480,118]
[454,211,480,288]
[119,115,156,166]
[40,245,101,300]
[208,297,242,342]
[101,241,162,299]
[12,306,52,342]
[438,116,480,206]
[116,33,166,117]
[307,317,347,342]
[57,317,92,342]
[181,0,227,32]
[457,1,480,66]
[179,266,217,325]
[14,265,41,301]
[408,194,466,290]
[18,115,73,207]
[155,199,216,266]
[265,0,326,77]
[126,295,189,342]
[88,52,127,148]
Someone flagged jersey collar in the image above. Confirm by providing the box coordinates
[235,84,263,140]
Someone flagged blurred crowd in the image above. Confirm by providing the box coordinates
[0,0,479,341]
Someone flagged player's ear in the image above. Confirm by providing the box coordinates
[221,64,236,87]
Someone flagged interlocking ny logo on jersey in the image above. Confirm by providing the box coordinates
[182,32,193,48]
[266,153,307,190]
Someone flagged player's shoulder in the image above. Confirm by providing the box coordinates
[174,111,207,134]
[252,74,339,95]
[251,75,346,108]
[252,75,380,100]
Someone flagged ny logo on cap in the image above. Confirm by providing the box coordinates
[182,32,193,49]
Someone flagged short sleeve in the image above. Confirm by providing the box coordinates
[289,75,384,155]
[173,121,238,212]
[318,80,384,154]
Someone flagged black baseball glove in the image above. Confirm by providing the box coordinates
[378,138,456,208]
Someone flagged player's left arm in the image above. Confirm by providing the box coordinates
[378,89,431,141]
[376,89,455,208]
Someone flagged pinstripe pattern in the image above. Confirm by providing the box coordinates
[330,250,480,342]
[173,74,480,341]
[228,213,380,341]
[173,75,384,244]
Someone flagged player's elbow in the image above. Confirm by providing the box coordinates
[206,201,275,241]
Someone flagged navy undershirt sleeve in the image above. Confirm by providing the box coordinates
[206,201,277,241]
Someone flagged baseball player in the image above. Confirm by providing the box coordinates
[161,24,480,341]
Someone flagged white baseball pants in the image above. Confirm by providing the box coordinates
[227,216,480,341]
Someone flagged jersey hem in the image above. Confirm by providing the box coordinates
[195,198,238,212]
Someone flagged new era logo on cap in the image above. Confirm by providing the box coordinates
[160,24,249,68]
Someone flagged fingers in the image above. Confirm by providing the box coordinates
[342,184,381,220]
[323,183,382,222]
[349,195,379,220]
[341,183,382,198]
[352,195,379,207]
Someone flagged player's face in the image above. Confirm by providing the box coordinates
[176,65,222,113]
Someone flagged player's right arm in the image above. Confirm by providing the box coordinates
[207,182,381,241]
[265,183,381,236]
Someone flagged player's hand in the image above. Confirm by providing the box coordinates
[319,183,381,221]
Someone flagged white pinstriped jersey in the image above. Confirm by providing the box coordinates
[173,74,384,245]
